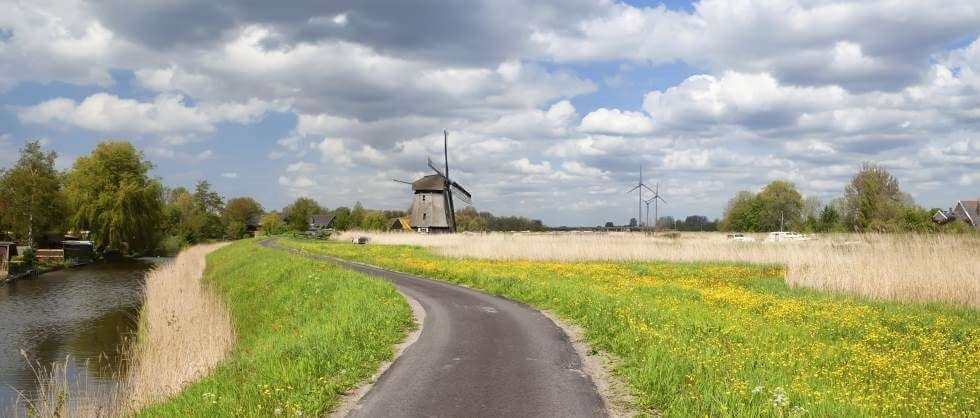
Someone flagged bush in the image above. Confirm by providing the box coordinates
[159,235,187,256]
[20,247,36,268]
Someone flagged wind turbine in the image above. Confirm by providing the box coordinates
[645,182,667,232]
[627,166,656,228]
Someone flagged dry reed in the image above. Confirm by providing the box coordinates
[117,242,234,413]
[339,231,980,308]
[10,243,234,417]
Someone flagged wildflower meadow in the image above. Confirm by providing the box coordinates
[282,237,978,417]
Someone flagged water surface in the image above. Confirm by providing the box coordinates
[0,260,154,411]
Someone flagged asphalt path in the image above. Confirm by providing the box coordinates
[262,239,607,418]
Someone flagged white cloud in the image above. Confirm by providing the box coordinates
[579,108,654,135]
[18,93,273,135]
[531,0,980,91]
[221,172,239,178]
[510,158,552,174]
[278,175,316,189]
[643,72,846,130]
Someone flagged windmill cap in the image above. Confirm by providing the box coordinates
[412,174,447,191]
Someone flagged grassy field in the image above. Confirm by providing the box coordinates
[336,231,979,308]
[136,240,413,416]
[282,237,979,417]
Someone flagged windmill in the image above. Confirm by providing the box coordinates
[645,182,667,232]
[627,166,655,228]
[392,130,472,233]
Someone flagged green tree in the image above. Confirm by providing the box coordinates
[223,197,263,239]
[283,197,324,231]
[843,163,905,232]
[65,141,163,253]
[0,141,65,246]
[259,212,287,235]
[332,206,351,230]
[818,205,841,232]
[756,180,804,231]
[191,180,225,239]
[456,207,488,232]
[361,211,387,231]
[162,186,200,243]
[350,202,367,229]
[720,191,760,232]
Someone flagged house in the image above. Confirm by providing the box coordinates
[388,217,412,231]
[0,242,17,263]
[245,214,261,237]
[933,199,980,230]
[309,214,336,230]
[0,242,16,278]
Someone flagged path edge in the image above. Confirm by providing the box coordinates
[330,291,425,418]
[539,310,646,418]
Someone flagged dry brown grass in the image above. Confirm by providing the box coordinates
[117,242,234,413]
[11,243,234,417]
[338,231,980,308]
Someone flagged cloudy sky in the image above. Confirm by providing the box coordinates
[2,0,979,226]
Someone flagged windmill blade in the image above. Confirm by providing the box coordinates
[627,184,640,193]
[392,178,413,185]
[450,181,471,197]
[656,195,667,204]
[642,183,656,193]
[451,187,472,205]
[427,156,447,178]
[450,181,472,205]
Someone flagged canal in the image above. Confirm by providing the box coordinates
[0,260,157,412]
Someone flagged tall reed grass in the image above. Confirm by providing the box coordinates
[10,243,233,417]
[338,231,979,307]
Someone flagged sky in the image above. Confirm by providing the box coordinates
[1,0,979,227]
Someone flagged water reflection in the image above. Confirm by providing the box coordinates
[0,260,154,411]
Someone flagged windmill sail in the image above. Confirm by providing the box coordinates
[450,182,472,204]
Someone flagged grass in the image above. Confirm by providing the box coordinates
[134,239,413,416]
[336,231,980,307]
[281,237,979,417]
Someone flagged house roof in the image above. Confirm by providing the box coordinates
[955,200,979,227]
[310,213,335,226]
[389,217,411,229]
[412,174,447,192]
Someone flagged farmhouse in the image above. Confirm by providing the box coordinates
[309,214,336,230]
[933,199,980,230]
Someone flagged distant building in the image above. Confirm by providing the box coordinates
[389,217,412,231]
[629,218,638,228]
[309,214,336,230]
[933,199,980,230]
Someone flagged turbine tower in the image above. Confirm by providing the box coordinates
[645,182,667,232]
[627,167,655,228]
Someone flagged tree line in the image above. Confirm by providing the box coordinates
[0,140,548,255]
[719,163,973,233]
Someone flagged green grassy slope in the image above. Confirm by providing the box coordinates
[137,240,413,417]
[280,238,979,418]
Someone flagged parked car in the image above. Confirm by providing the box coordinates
[765,231,810,242]
[726,233,756,242]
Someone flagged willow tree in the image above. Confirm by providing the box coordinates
[65,141,164,253]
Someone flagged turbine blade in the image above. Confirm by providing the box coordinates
[626,184,640,193]
[392,178,413,185]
